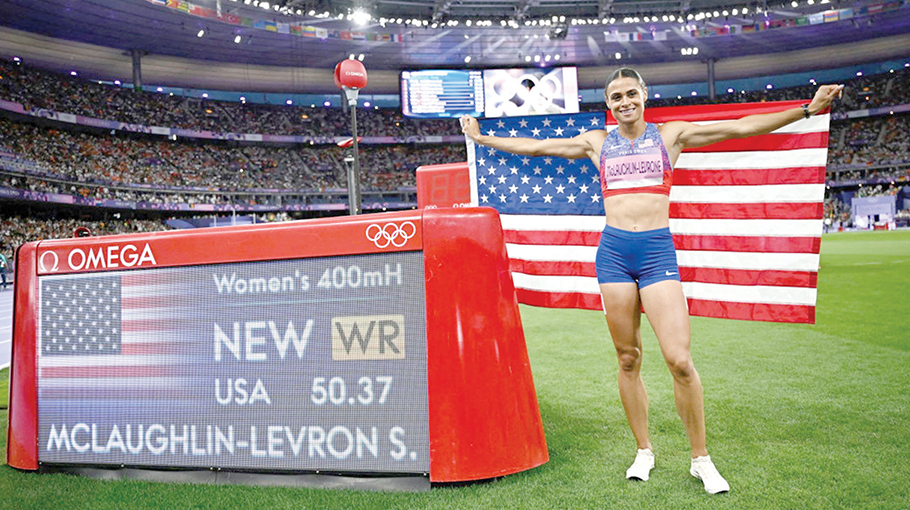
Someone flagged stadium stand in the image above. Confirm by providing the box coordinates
[1,58,909,251]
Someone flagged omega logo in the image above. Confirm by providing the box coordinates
[38,251,60,272]
[38,243,158,273]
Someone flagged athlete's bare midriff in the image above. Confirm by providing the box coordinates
[603,193,670,231]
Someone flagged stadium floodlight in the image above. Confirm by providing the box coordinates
[351,8,371,26]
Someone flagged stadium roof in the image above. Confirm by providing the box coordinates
[0,0,908,93]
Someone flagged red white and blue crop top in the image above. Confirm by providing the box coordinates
[599,122,673,198]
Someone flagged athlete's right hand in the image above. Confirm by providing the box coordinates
[460,115,481,142]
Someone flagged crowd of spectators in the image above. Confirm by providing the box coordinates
[604,65,910,111]
[828,165,910,185]
[0,214,170,262]
[824,196,851,227]
[0,117,464,205]
[828,114,910,169]
[0,117,460,190]
[0,210,303,264]
[854,182,905,199]
[0,61,462,138]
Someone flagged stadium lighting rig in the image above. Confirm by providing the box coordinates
[246,0,827,32]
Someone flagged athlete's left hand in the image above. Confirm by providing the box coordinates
[808,84,844,115]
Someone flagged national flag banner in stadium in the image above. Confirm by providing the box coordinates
[465,100,830,323]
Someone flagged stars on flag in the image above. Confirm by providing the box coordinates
[40,276,122,356]
[473,112,606,214]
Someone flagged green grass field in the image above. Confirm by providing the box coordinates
[1,230,908,509]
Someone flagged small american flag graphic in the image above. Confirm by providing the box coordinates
[38,270,195,401]
[40,276,123,356]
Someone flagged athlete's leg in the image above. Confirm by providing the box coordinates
[638,280,707,458]
[600,282,651,451]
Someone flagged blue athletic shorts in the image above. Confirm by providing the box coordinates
[595,224,681,288]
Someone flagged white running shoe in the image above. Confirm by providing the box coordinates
[625,448,655,481]
[690,455,730,494]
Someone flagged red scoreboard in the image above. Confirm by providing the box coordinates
[416,162,472,210]
[8,208,547,488]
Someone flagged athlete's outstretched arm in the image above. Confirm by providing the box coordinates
[460,115,600,161]
[663,84,844,151]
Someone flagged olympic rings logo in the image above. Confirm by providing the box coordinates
[365,221,417,249]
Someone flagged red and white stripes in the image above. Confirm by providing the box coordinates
[501,101,829,323]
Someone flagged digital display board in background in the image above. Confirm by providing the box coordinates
[400,69,484,118]
[482,67,579,118]
[37,251,430,474]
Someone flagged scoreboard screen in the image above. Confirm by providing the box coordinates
[37,252,429,473]
[482,67,579,118]
[400,69,484,119]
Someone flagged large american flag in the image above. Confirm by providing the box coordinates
[467,100,829,323]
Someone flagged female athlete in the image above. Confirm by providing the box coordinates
[460,68,842,494]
